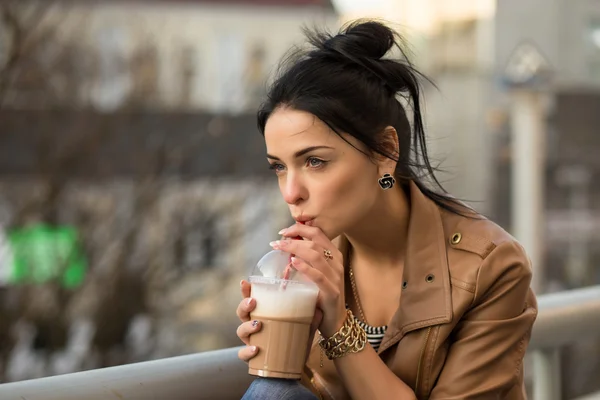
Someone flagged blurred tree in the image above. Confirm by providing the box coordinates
[1,1,63,109]
[0,0,150,378]
[0,0,274,382]
[0,0,72,381]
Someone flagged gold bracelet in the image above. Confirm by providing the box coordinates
[318,309,367,366]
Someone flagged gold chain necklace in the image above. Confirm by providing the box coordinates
[348,256,368,325]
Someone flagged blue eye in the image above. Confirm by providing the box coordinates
[268,163,285,173]
[307,157,326,168]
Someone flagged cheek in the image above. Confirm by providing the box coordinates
[319,168,377,232]
[329,173,366,201]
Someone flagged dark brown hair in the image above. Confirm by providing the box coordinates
[258,20,470,216]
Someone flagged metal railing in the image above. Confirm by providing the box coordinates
[530,286,600,400]
[0,286,599,400]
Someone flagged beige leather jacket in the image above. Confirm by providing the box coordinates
[302,182,538,399]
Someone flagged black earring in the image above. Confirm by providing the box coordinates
[378,173,396,190]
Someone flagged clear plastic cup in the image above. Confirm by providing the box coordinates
[247,250,319,379]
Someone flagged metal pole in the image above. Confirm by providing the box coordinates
[510,90,546,294]
[557,166,592,288]
[532,349,562,400]
[510,89,555,399]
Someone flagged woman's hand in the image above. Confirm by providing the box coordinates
[272,223,347,338]
[236,280,260,362]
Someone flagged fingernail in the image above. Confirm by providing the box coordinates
[246,298,253,306]
[269,241,280,249]
[240,280,244,287]
[251,320,259,327]
[251,346,257,352]
[278,228,287,235]
[291,257,298,265]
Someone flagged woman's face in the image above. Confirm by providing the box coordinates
[264,107,384,239]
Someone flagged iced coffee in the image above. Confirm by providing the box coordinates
[248,250,319,379]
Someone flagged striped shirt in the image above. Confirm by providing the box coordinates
[353,315,387,351]
[346,305,388,351]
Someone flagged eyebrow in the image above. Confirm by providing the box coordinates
[266,146,334,161]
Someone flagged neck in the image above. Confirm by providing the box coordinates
[344,184,410,271]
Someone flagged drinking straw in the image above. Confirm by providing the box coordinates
[280,222,304,289]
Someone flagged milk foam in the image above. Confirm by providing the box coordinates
[251,281,319,319]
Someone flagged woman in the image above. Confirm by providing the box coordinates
[236,20,537,400]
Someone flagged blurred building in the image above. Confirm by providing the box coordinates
[1,0,337,113]
[420,3,496,216]
[496,0,600,89]
[493,0,600,290]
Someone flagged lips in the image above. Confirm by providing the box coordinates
[293,215,315,223]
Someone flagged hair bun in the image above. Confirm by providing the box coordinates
[323,21,395,60]
[303,20,421,96]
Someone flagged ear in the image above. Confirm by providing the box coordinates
[376,126,400,175]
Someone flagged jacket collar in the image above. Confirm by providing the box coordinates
[340,181,453,354]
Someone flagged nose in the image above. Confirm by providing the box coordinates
[281,171,307,205]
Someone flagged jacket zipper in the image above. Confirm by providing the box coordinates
[415,326,432,398]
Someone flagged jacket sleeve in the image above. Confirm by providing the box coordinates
[429,240,538,399]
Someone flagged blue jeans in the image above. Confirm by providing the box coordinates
[241,378,319,400]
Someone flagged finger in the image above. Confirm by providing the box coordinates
[290,256,337,296]
[240,279,251,299]
[236,320,262,345]
[305,308,323,364]
[310,307,324,335]
[272,239,342,268]
[238,345,258,363]
[236,297,256,322]
[276,241,338,283]
[279,224,339,257]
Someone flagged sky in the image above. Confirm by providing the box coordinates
[331,0,389,15]
[331,0,497,33]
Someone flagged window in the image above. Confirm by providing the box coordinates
[587,18,600,81]
[91,26,132,111]
[174,213,221,271]
[590,20,600,51]
[245,44,267,108]
[179,45,197,108]
[0,21,11,70]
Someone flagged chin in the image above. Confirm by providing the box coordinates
[306,217,346,241]
[318,224,343,242]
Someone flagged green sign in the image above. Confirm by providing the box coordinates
[6,224,87,288]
